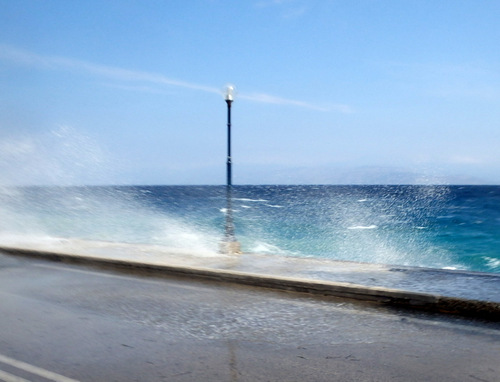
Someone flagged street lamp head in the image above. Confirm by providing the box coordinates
[224,84,236,102]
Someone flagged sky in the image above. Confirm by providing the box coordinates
[1,0,500,185]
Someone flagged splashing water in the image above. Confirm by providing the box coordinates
[0,126,108,186]
[230,185,456,269]
[1,183,500,273]
[0,127,219,253]
[0,128,499,273]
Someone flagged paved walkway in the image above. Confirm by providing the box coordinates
[0,237,499,319]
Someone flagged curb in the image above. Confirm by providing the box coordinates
[2,246,500,321]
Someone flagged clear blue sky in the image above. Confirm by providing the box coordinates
[1,0,499,185]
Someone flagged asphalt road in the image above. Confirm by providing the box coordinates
[0,252,499,382]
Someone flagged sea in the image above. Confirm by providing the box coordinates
[1,185,499,274]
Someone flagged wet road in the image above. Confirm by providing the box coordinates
[0,253,499,382]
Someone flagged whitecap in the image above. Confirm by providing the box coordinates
[220,208,240,213]
[347,225,378,230]
[265,204,284,208]
[483,256,500,270]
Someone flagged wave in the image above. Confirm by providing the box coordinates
[347,225,378,230]
[2,185,499,274]
[483,256,500,270]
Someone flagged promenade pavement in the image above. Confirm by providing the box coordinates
[0,237,499,319]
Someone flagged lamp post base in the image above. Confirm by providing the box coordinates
[219,240,242,255]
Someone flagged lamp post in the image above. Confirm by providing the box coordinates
[220,84,241,254]
[225,85,234,187]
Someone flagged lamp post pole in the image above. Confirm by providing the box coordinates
[221,85,241,254]
[226,94,233,187]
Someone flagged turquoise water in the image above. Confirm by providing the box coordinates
[1,185,499,274]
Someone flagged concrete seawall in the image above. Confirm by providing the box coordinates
[1,239,499,320]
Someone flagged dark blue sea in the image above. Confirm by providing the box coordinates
[1,185,499,274]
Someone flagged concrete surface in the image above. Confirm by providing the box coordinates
[1,254,500,382]
[0,237,499,319]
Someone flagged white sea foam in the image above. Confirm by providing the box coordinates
[252,242,279,253]
[250,241,291,256]
[154,222,218,252]
[483,256,500,270]
[347,225,378,230]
